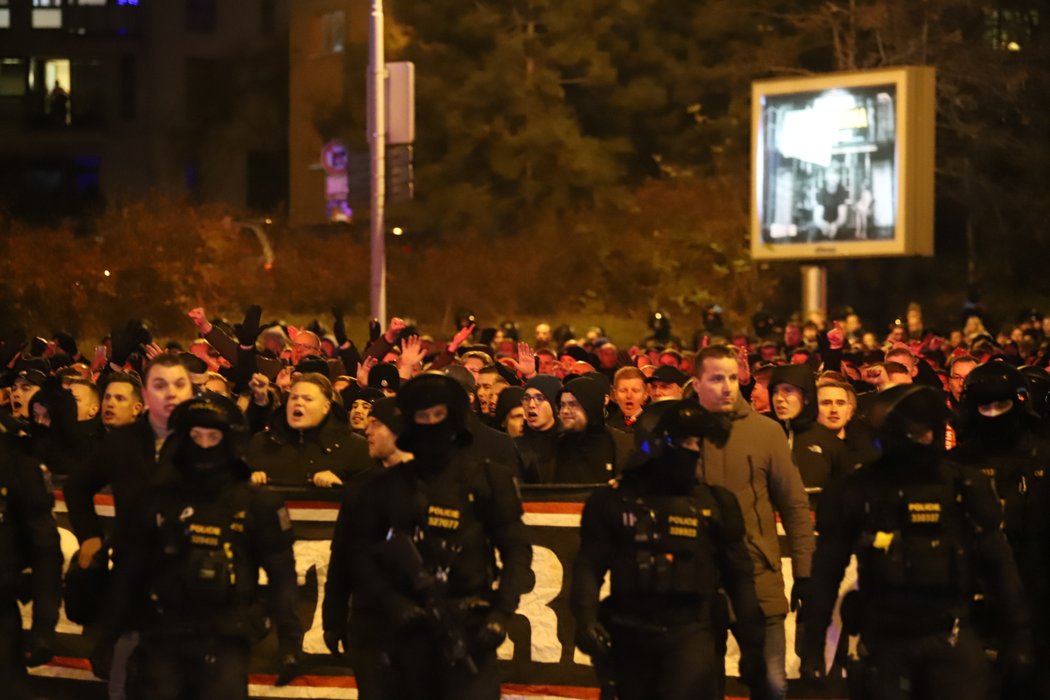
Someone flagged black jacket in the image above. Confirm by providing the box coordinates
[552,378,632,484]
[769,364,849,492]
[63,416,176,554]
[345,452,532,647]
[245,409,371,487]
[106,469,301,652]
[516,424,558,483]
[0,435,61,637]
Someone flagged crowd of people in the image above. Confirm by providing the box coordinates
[0,297,1047,700]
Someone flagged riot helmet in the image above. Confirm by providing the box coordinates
[961,361,1030,417]
[866,385,949,458]
[649,311,672,338]
[630,400,729,490]
[1019,365,1050,420]
[168,392,249,475]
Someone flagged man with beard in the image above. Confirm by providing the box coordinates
[552,377,632,484]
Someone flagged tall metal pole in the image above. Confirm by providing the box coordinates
[369,0,387,325]
[801,264,828,323]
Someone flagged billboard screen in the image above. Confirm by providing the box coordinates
[751,67,935,260]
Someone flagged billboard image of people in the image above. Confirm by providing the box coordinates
[750,67,935,260]
[757,85,897,244]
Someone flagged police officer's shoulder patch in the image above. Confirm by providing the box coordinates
[276,506,292,531]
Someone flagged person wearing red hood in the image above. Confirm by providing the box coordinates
[768,363,850,495]
[552,376,632,483]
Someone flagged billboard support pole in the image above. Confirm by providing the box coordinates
[801,264,828,323]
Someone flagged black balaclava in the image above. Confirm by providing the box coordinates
[396,374,472,460]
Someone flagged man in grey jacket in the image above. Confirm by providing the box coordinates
[693,345,815,700]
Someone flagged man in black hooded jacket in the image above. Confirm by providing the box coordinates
[552,376,633,484]
[768,364,849,495]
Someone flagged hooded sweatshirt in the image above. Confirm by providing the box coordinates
[552,377,632,484]
[697,393,815,617]
[768,364,849,493]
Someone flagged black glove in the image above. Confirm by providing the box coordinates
[790,577,809,613]
[476,611,509,652]
[575,619,612,660]
[237,305,263,347]
[323,628,345,657]
[24,627,55,668]
[332,307,348,347]
[53,331,79,358]
[274,647,301,686]
[738,651,768,691]
[369,318,381,344]
[110,320,150,366]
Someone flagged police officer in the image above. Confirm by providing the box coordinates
[953,362,1050,697]
[345,373,532,700]
[0,435,62,699]
[98,393,302,698]
[800,385,1032,700]
[571,400,767,700]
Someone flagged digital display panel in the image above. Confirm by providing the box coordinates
[751,67,935,260]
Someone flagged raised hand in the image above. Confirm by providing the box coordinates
[517,341,537,378]
[449,323,476,353]
[384,317,407,344]
[398,335,425,379]
[187,307,213,335]
[357,355,378,388]
[826,320,845,351]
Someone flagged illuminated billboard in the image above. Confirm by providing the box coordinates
[751,67,935,260]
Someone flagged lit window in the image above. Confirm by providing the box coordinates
[77,0,110,6]
[0,59,25,96]
[311,11,345,55]
[33,0,62,6]
[0,10,9,29]
[32,9,62,28]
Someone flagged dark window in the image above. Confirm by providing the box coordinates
[246,150,288,212]
[119,54,135,120]
[260,0,274,34]
[186,0,216,34]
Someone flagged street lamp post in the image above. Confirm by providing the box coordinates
[369,0,387,325]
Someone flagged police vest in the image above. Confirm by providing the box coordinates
[857,478,972,596]
[977,452,1048,540]
[148,485,256,617]
[420,467,495,596]
[609,492,720,598]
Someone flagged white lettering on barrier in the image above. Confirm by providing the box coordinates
[512,545,561,662]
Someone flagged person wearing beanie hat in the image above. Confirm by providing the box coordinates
[552,377,632,484]
[517,375,563,483]
[367,362,401,397]
[494,386,526,438]
[335,373,532,699]
[101,392,304,692]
